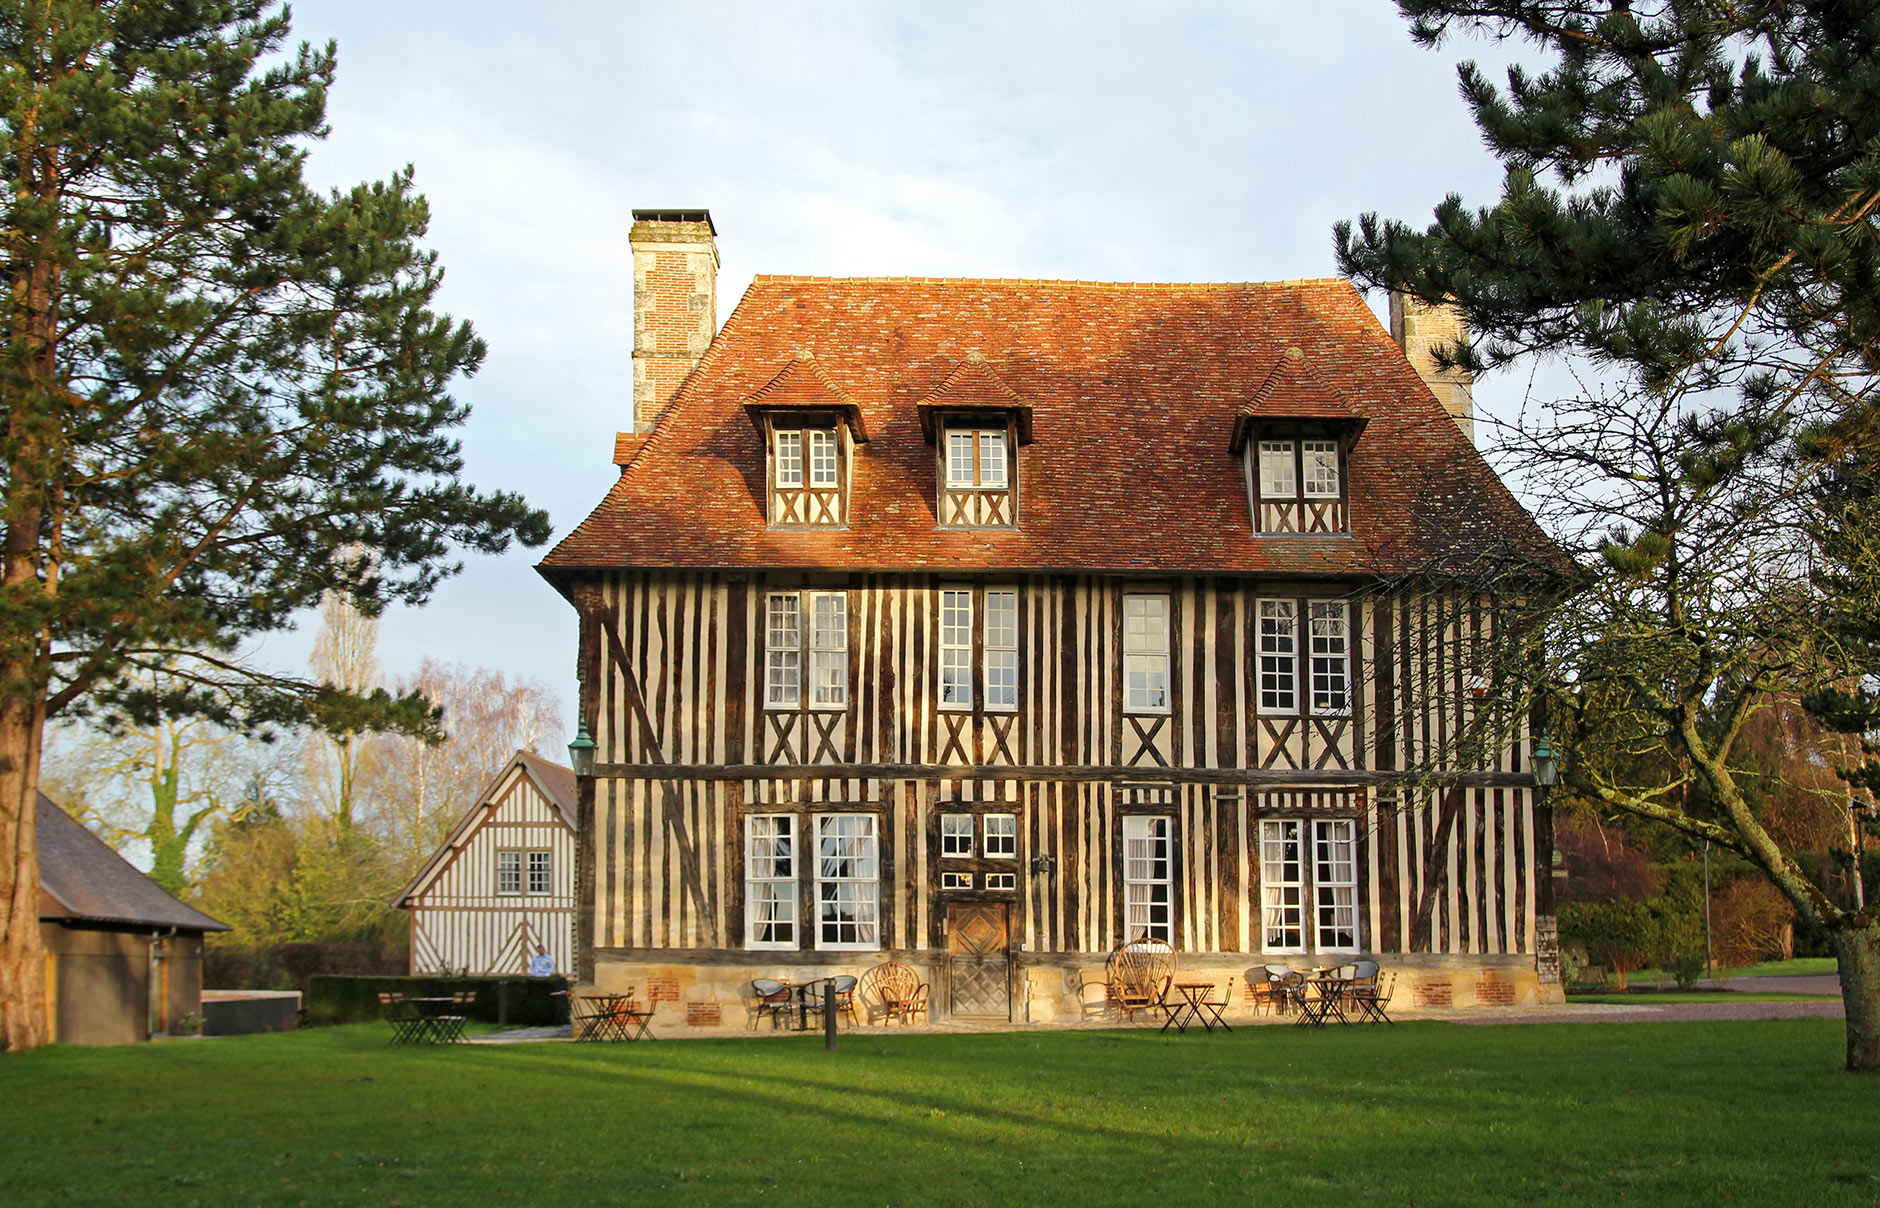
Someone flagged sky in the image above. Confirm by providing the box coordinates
[263,0,1538,743]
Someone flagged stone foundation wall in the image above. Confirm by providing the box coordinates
[590,950,1562,1034]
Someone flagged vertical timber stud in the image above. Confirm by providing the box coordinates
[573,582,605,984]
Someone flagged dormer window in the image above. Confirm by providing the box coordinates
[741,353,869,530]
[916,356,1034,531]
[1247,435,1349,533]
[947,430,1008,490]
[1231,348,1367,537]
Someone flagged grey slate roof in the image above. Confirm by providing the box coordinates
[36,794,231,933]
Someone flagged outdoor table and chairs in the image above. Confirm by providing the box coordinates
[748,975,864,1031]
[379,991,472,1044]
[1161,980,1231,1034]
[570,988,655,1042]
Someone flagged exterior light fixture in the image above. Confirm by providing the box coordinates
[1029,853,1058,877]
[1531,736,1559,787]
[568,720,597,778]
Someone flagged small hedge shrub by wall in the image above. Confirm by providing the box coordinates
[306,976,570,1027]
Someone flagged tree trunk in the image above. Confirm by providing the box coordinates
[0,690,49,1051]
[1831,924,1880,1072]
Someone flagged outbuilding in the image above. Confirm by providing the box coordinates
[37,794,231,1045]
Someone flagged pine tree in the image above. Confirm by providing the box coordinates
[1337,1,1880,1069]
[0,3,549,1050]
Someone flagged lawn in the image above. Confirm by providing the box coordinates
[4,1019,1877,1207]
[1613,956,1839,985]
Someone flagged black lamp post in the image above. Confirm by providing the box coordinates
[568,720,596,778]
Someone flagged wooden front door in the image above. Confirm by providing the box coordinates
[946,903,1012,1020]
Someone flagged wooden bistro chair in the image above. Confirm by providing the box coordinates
[1350,970,1396,1025]
[860,962,929,1025]
[749,979,795,1031]
[1263,965,1308,1017]
[1106,938,1176,1023]
[428,990,473,1045]
[378,992,426,1045]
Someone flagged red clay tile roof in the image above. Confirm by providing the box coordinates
[1229,349,1368,453]
[740,354,871,441]
[542,276,1548,578]
[916,357,1035,443]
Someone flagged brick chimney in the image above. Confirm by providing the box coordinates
[629,209,719,434]
[1389,292,1474,444]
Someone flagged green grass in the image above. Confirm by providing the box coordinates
[4,1020,1877,1207]
[1617,956,1839,985]
[1566,991,1837,1004]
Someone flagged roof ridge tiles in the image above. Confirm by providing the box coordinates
[748,274,1349,290]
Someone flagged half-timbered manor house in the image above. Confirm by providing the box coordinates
[536,210,1563,1024]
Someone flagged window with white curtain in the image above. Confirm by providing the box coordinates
[1122,815,1174,943]
[1261,816,1361,955]
[767,591,847,709]
[745,816,796,949]
[816,814,880,949]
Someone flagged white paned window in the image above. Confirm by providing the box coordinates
[984,813,1017,858]
[766,593,802,707]
[769,591,847,709]
[1258,599,1297,712]
[496,849,522,897]
[941,871,973,890]
[808,429,839,488]
[1124,594,1170,713]
[939,589,972,708]
[1314,819,1360,952]
[1309,601,1350,715]
[984,872,1017,891]
[1302,439,1341,497]
[1123,816,1174,942]
[1260,819,1304,951]
[1258,440,1296,498]
[978,431,1008,487]
[775,430,804,488]
[816,814,880,949]
[745,816,796,949]
[527,850,552,896]
[947,431,976,487]
[984,589,1019,709]
[941,813,974,858]
[811,592,849,708]
[946,428,1009,488]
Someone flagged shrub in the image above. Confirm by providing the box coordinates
[1559,900,1658,989]
[305,975,570,1027]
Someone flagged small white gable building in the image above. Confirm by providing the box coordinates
[392,751,577,977]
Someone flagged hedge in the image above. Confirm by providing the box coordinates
[305,975,571,1027]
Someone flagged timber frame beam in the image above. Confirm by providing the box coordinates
[591,762,1537,789]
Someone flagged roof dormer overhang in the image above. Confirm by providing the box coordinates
[914,356,1035,444]
[741,353,870,442]
[1228,347,1368,454]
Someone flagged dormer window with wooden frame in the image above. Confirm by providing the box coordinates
[741,353,870,530]
[916,356,1034,531]
[1230,348,1367,537]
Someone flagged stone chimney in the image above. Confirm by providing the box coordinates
[629,209,719,434]
[1389,292,1474,444]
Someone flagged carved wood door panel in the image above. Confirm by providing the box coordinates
[946,903,1012,1020]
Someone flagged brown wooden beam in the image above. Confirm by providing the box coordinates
[591,761,1537,789]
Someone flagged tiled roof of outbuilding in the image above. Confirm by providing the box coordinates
[37,795,230,933]
[541,276,1547,578]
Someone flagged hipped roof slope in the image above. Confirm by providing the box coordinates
[542,276,1546,577]
[37,795,230,932]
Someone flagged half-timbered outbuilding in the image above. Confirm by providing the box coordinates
[536,210,1563,1024]
[392,752,577,977]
